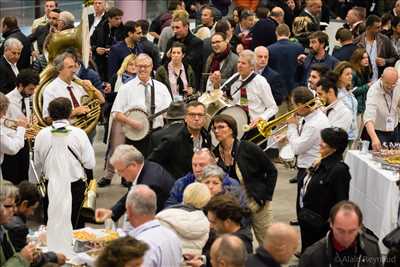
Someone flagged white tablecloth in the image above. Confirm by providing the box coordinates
[345,150,400,252]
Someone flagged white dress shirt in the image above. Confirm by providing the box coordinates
[111,77,172,129]
[287,109,331,168]
[129,219,182,267]
[0,123,25,179]
[6,88,32,120]
[222,72,278,122]
[89,12,105,36]
[364,79,400,132]
[34,120,95,183]
[326,99,352,133]
[338,88,358,140]
[5,57,19,76]
[42,77,88,118]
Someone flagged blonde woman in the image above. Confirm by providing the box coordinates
[156,183,210,266]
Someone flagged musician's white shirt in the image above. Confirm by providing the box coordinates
[287,109,330,168]
[6,88,32,120]
[0,124,25,179]
[42,77,88,118]
[111,77,172,129]
[34,119,95,183]
[222,72,278,122]
[326,99,352,133]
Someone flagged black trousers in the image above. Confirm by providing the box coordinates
[361,125,400,149]
[299,223,329,253]
[1,140,29,185]
[296,168,307,218]
[43,179,86,229]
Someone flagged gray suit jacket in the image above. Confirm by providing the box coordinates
[202,50,239,91]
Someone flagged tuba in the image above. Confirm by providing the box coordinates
[32,3,100,134]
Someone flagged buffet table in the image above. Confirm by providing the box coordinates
[345,150,400,252]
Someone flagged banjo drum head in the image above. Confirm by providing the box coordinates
[122,109,150,141]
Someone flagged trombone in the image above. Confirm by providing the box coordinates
[243,97,325,149]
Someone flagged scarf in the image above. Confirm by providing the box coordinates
[210,45,231,73]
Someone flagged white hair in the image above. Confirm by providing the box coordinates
[4,38,23,51]
[126,185,157,215]
[239,49,256,67]
[110,144,144,166]
[59,11,75,28]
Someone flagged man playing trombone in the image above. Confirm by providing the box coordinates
[280,87,330,225]
[2,69,39,184]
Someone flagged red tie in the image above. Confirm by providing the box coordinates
[67,85,80,108]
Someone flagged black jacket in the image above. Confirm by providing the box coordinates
[0,56,17,94]
[301,153,351,224]
[29,24,50,54]
[164,31,203,89]
[111,160,174,221]
[214,140,278,206]
[150,122,184,152]
[0,28,32,69]
[88,13,107,31]
[332,43,358,62]
[233,226,253,254]
[90,20,124,81]
[260,66,287,105]
[140,37,161,70]
[246,247,281,267]
[148,124,211,179]
[250,18,277,50]
[299,231,382,267]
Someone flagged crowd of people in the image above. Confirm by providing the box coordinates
[1,0,400,266]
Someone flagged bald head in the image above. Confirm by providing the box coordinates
[211,235,247,267]
[255,46,269,70]
[264,223,299,264]
[382,67,399,92]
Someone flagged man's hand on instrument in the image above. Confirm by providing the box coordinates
[371,136,381,152]
[184,87,193,96]
[16,116,29,128]
[127,118,144,130]
[81,79,95,93]
[210,71,222,88]
[73,106,90,116]
[249,118,262,128]
[95,208,113,222]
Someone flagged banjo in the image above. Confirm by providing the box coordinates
[122,92,201,141]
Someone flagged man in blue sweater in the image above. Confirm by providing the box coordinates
[165,148,238,207]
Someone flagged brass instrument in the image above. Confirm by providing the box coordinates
[32,3,100,134]
[244,97,325,147]
[80,179,97,222]
[3,118,43,140]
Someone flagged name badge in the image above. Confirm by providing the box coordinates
[386,116,395,131]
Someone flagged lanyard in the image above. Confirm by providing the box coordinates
[383,90,394,114]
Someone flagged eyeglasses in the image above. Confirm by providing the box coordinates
[136,64,152,69]
[187,112,205,118]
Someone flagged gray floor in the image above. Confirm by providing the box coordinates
[91,126,300,266]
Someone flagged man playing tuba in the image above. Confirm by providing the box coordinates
[41,52,104,126]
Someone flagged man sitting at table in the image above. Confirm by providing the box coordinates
[4,181,66,265]
[299,201,381,267]
[364,67,400,151]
